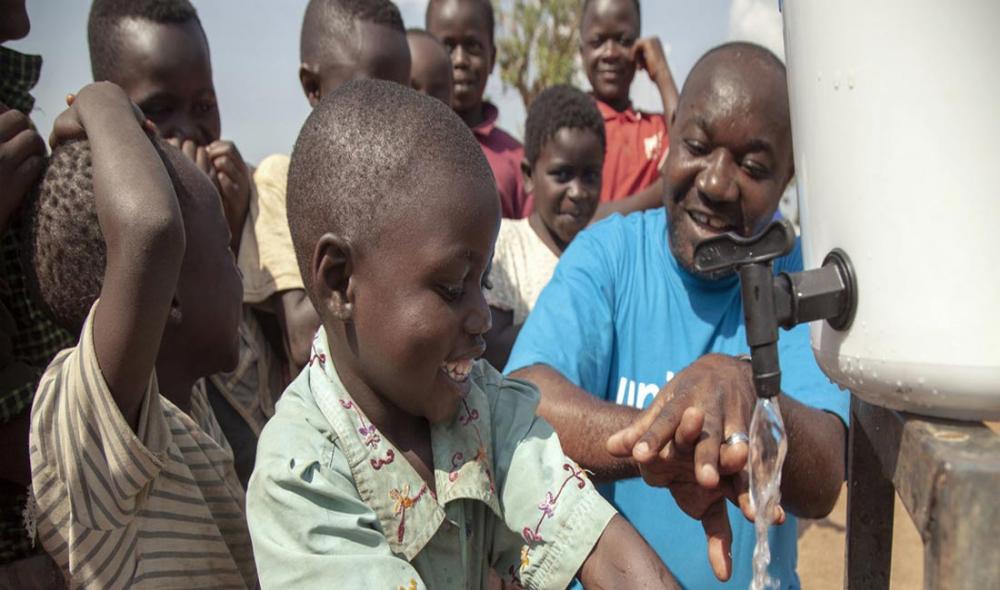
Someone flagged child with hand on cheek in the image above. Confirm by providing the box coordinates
[483,85,604,370]
[580,0,678,220]
[87,0,289,487]
[246,80,678,590]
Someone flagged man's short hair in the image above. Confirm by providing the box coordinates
[20,139,189,334]
[684,41,786,94]
[87,0,203,81]
[286,79,493,294]
[425,0,495,47]
[524,85,606,166]
[301,0,406,64]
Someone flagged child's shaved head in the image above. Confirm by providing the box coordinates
[299,0,410,105]
[286,79,495,294]
[300,0,405,64]
[22,140,199,334]
[88,0,202,82]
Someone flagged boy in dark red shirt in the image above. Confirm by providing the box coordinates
[581,0,679,221]
[426,0,529,219]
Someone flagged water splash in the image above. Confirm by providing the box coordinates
[749,397,788,590]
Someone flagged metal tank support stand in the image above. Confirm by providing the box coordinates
[844,395,1000,589]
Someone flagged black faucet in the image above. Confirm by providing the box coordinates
[692,220,857,399]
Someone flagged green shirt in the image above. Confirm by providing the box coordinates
[247,330,616,589]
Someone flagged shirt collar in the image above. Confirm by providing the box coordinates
[471,101,501,138]
[593,96,642,123]
[304,329,502,560]
[0,47,42,115]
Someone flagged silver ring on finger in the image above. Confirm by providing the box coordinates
[724,431,750,446]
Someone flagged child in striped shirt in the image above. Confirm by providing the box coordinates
[22,83,255,589]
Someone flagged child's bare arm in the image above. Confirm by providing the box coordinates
[577,515,679,589]
[53,83,185,430]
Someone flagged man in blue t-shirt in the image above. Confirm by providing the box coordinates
[506,42,848,589]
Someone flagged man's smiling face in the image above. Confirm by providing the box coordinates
[662,46,794,278]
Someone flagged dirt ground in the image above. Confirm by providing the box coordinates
[797,484,924,589]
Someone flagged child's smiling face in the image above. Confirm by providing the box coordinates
[527,127,603,249]
[342,174,500,425]
[426,0,495,117]
[580,0,640,107]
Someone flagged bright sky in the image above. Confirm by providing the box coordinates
[10,0,783,165]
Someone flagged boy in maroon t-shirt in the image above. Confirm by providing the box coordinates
[426,0,529,219]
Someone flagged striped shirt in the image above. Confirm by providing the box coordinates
[29,305,256,589]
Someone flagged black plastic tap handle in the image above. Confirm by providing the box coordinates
[692,220,796,274]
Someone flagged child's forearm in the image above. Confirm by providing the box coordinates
[578,515,679,589]
[77,83,185,429]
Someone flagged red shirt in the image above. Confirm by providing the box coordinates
[595,98,669,203]
[471,102,530,218]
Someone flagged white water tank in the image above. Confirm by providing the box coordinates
[782,0,1000,420]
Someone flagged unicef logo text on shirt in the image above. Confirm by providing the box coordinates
[615,371,675,409]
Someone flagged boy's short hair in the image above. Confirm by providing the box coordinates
[425,0,495,46]
[524,85,606,166]
[21,140,188,334]
[88,0,203,81]
[581,0,641,24]
[301,0,406,64]
[286,79,492,295]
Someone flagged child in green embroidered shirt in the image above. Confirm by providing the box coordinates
[245,80,678,589]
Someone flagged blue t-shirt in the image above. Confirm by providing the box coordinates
[505,209,848,589]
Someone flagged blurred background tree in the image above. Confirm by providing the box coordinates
[493,0,585,109]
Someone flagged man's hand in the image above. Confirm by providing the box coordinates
[0,104,47,230]
[606,354,786,580]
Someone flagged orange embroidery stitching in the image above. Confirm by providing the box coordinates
[389,483,429,543]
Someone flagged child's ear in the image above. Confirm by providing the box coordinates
[299,64,322,108]
[312,233,354,321]
[520,157,534,196]
[489,44,497,74]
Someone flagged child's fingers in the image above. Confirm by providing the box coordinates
[701,499,734,582]
[216,171,240,199]
[65,93,75,106]
[194,145,212,176]
[180,138,198,161]
[205,139,242,160]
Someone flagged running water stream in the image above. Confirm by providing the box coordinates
[748,397,788,590]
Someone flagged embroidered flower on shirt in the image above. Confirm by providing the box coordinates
[370,448,395,470]
[339,399,382,448]
[398,579,418,590]
[307,347,326,366]
[520,463,589,545]
[389,483,428,543]
[446,399,496,492]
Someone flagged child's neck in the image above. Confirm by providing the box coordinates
[154,357,197,414]
[325,330,437,491]
[598,93,631,113]
[528,211,569,256]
